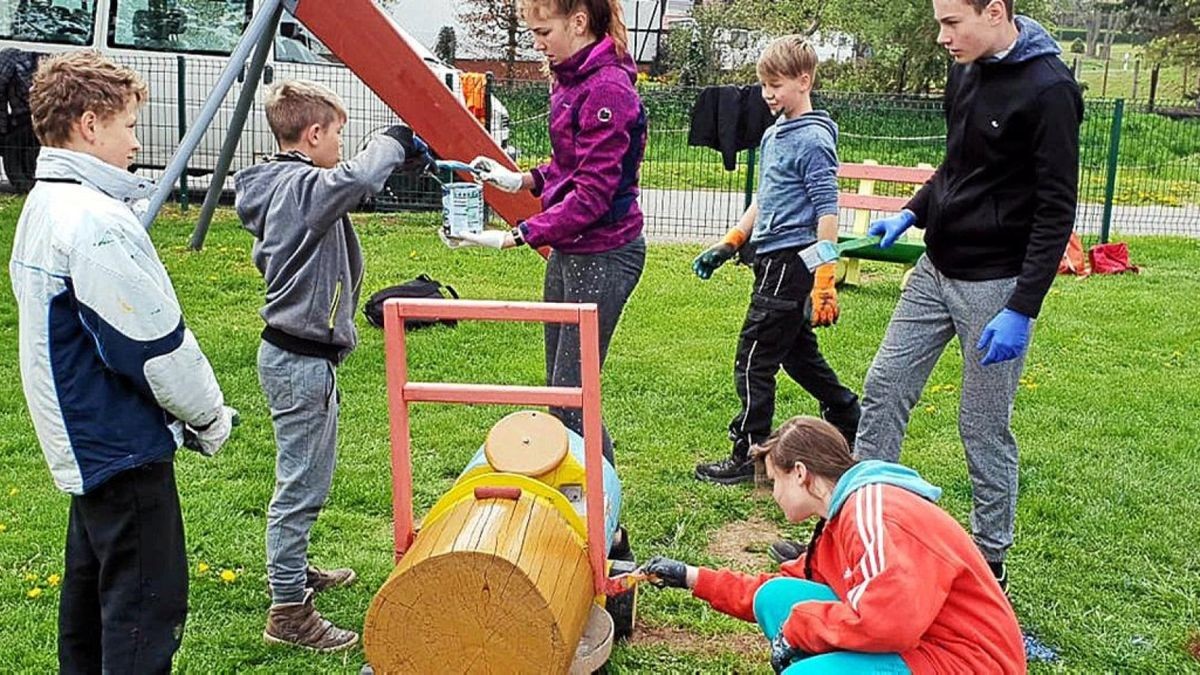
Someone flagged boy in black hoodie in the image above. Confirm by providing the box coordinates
[843,1,1083,592]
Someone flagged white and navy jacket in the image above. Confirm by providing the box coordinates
[9,148,225,495]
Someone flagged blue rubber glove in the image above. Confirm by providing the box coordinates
[977,309,1034,366]
[769,631,804,673]
[867,210,917,248]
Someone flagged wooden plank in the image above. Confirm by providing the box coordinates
[404,383,584,408]
[839,194,911,212]
[291,0,541,227]
[839,162,936,183]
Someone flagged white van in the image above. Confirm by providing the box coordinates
[0,0,511,190]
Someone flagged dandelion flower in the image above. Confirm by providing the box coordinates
[197,562,211,575]
[220,569,237,583]
[48,574,61,587]
[0,523,7,533]
[27,588,43,599]
[23,573,37,583]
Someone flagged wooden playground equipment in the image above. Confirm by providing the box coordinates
[835,161,936,287]
[363,298,635,674]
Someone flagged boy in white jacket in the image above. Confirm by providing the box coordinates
[9,51,234,673]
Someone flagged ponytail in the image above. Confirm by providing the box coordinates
[520,0,630,56]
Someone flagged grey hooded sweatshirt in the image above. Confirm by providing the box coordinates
[235,135,405,363]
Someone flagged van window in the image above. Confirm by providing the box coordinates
[108,0,251,55]
[274,14,341,65]
[1,0,97,46]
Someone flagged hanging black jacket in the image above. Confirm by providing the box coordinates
[688,85,778,171]
[906,17,1083,318]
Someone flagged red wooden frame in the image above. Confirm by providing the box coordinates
[382,298,609,596]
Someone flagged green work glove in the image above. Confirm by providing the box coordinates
[692,243,736,280]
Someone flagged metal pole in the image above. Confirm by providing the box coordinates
[176,55,188,212]
[189,3,282,250]
[1101,56,1110,98]
[1148,64,1160,113]
[141,0,285,229]
[1100,99,1123,244]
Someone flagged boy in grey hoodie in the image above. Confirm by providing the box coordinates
[692,36,861,486]
[234,80,433,652]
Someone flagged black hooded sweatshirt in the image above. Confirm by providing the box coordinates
[906,16,1083,318]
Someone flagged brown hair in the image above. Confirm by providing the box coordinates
[30,51,148,147]
[752,416,856,485]
[263,80,348,145]
[519,0,629,56]
[967,0,1014,20]
[756,35,819,82]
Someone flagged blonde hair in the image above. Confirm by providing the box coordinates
[756,35,819,81]
[263,80,347,145]
[30,51,147,147]
[519,0,629,56]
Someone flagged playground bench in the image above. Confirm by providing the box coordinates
[836,161,935,286]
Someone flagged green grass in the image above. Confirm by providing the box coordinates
[1,196,1199,672]
[1062,42,1198,102]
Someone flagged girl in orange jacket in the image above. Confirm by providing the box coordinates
[644,417,1025,674]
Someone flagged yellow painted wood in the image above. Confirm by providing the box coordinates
[365,490,594,674]
[422,473,587,544]
[843,159,878,287]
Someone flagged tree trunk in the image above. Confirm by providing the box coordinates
[505,1,518,80]
[1086,6,1101,58]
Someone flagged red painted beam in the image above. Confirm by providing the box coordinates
[292,0,541,227]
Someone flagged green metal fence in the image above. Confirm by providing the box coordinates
[3,63,1198,242]
[497,79,1200,243]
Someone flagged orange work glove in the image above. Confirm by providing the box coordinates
[811,264,839,327]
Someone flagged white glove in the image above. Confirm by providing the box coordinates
[184,405,238,457]
[442,229,511,250]
[470,156,524,193]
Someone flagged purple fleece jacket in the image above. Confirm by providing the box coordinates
[519,37,647,254]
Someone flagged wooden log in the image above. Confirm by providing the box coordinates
[365,487,594,673]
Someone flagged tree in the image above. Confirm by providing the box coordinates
[435,25,457,64]
[1143,0,1200,96]
[456,0,534,79]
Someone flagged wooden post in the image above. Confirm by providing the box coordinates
[841,159,878,287]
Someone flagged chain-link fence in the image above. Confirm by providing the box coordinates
[2,62,1198,242]
[496,80,1200,242]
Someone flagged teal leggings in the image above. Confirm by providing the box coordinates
[753,578,912,674]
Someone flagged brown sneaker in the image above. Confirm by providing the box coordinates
[306,564,356,593]
[264,589,359,652]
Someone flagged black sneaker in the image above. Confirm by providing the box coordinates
[768,539,808,565]
[988,561,1009,595]
[695,456,755,485]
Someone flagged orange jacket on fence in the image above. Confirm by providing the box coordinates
[691,462,1026,675]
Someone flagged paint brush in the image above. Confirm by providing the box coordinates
[798,235,882,272]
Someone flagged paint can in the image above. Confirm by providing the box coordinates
[441,182,484,238]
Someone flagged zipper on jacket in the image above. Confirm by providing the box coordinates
[328,280,343,331]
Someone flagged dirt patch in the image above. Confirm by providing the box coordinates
[704,515,784,571]
[1187,631,1200,662]
[632,624,764,661]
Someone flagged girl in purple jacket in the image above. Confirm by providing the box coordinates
[469,0,647,470]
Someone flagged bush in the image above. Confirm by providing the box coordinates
[1070,38,1086,54]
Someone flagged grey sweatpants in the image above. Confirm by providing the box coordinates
[258,341,339,604]
[544,236,646,465]
[855,255,1026,563]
